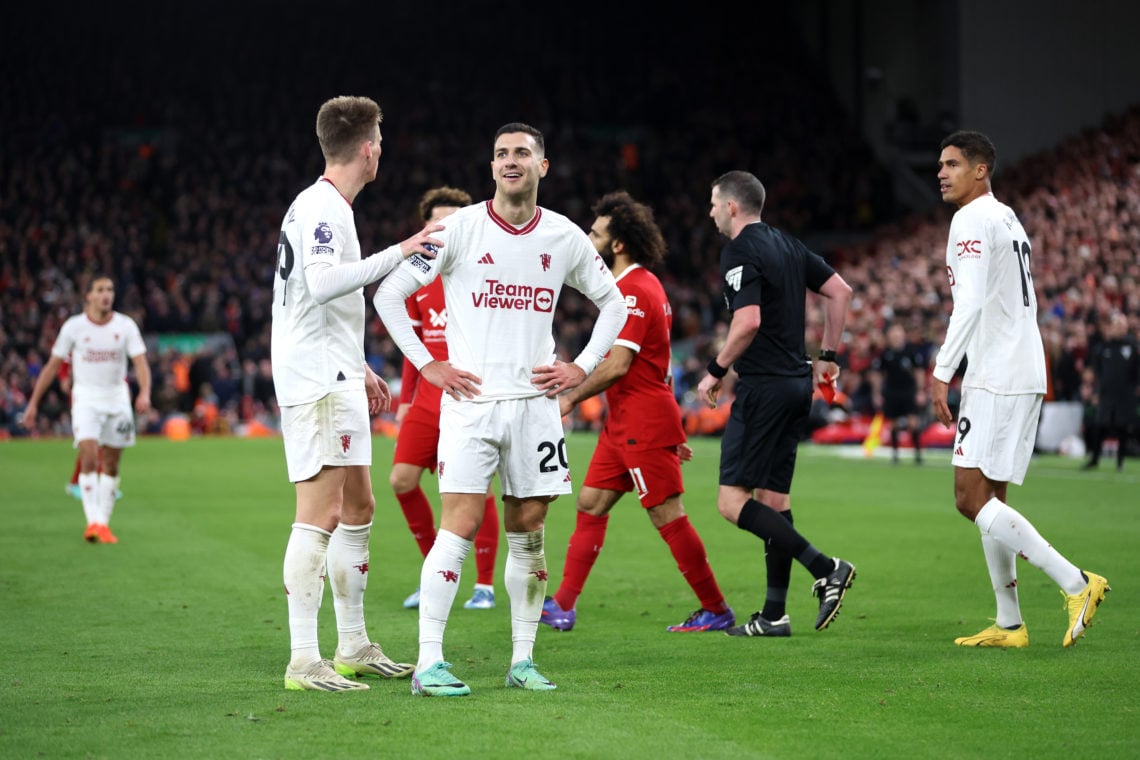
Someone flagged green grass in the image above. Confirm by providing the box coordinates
[1,433,1137,759]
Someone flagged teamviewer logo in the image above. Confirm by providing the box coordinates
[534,288,554,312]
[471,280,555,312]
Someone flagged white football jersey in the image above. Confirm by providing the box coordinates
[934,193,1047,394]
[51,311,146,406]
[391,201,620,399]
[271,178,368,407]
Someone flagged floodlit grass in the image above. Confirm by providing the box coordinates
[1,433,1136,759]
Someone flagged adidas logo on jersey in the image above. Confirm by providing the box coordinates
[725,266,743,292]
[954,446,964,456]
[478,253,495,264]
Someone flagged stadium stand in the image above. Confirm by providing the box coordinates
[2,5,1136,449]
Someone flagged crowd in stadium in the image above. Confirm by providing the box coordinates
[2,6,1137,447]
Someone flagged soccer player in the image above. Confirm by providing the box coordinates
[870,323,929,464]
[374,122,627,696]
[24,274,151,545]
[60,361,121,501]
[932,130,1109,648]
[697,170,857,638]
[392,186,501,611]
[272,95,440,691]
[541,191,734,633]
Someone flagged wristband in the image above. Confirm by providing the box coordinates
[707,358,728,379]
[818,349,837,363]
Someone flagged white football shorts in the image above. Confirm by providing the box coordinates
[71,396,136,449]
[437,395,572,499]
[280,390,372,482]
[951,387,1042,485]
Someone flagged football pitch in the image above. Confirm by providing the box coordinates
[1,433,1136,759]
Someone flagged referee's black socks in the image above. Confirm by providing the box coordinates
[737,499,834,579]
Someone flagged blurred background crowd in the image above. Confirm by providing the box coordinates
[2,2,1137,456]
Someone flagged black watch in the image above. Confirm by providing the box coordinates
[818,349,837,363]
[707,358,728,379]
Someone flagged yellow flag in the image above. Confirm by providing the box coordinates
[863,413,884,458]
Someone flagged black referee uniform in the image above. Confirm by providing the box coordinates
[718,221,835,492]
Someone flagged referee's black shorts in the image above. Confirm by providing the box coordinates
[883,391,918,420]
[719,374,811,494]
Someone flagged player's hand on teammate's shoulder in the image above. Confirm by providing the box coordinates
[400,223,445,259]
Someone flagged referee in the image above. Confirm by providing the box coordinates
[698,170,857,637]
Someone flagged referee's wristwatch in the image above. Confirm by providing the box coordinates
[817,349,837,363]
[707,358,728,379]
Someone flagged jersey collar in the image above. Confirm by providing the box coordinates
[486,200,542,235]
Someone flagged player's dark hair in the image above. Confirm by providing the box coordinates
[940,130,997,176]
[418,186,473,222]
[592,191,667,268]
[713,170,766,215]
[84,272,113,293]
[494,122,545,155]
[316,96,382,164]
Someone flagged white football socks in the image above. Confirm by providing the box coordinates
[975,497,1085,596]
[78,472,98,525]
[96,473,117,526]
[980,532,1022,628]
[504,529,546,666]
[327,522,372,657]
[283,523,331,668]
[417,529,471,671]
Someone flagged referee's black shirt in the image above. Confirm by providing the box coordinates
[719,221,835,378]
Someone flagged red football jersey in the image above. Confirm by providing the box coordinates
[603,265,685,450]
[400,278,449,411]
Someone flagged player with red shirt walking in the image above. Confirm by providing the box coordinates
[542,191,734,633]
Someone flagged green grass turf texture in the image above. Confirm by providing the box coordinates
[1,433,1136,759]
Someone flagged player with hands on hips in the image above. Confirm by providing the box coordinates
[390,186,501,612]
[374,122,627,696]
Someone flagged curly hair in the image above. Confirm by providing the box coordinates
[418,186,473,222]
[591,191,667,268]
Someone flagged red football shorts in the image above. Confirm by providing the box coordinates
[582,432,684,509]
[392,403,441,470]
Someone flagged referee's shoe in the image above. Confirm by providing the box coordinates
[812,558,856,630]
